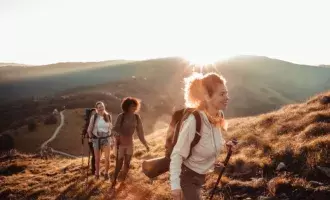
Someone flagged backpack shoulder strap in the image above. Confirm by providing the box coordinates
[187,110,202,159]
[107,113,112,123]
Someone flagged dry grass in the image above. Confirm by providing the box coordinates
[1,91,330,199]
[223,91,330,180]
[0,140,171,200]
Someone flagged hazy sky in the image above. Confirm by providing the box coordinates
[0,0,329,65]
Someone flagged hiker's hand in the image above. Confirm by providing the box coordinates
[171,189,183,200]
[88,137,92,143]
[214,162,225,174]
[226,141,237,152]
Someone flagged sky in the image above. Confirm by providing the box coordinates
[0,0,329,65]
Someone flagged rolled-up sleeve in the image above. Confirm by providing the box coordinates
[170,114,196,190]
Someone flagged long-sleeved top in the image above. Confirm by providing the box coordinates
[170,111,225,190]
[113,112,147,146]
[87,113,112,137]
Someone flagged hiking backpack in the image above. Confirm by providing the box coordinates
[82,108,96,137]
[164,108,202,159]
[85,108,95,122]
[164,108,225,158]
[141,108,202,178]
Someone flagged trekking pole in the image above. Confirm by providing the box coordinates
[209,139,238,200]
[86,146,90,188]
[81,135,84,172]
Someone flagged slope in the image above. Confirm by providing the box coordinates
[1,91,330,199]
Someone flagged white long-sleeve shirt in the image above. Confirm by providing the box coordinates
[170,111,225,190]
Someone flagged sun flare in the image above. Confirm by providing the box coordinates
[183,55,232,73]
[183,55,220,66]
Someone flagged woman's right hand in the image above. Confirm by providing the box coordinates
[171,189,183,200]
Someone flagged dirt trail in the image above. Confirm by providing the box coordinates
[41,110,78,158]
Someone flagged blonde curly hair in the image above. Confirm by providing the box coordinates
[183,72,228,130]
[184,72,226,108]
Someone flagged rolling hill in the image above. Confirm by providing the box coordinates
[1,91,329,200]
[1,56,330,134]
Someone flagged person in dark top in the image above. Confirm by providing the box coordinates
[111,97,150,188]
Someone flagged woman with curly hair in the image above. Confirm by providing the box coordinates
[170,72,235,200]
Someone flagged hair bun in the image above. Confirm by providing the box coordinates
[184,73,206,108]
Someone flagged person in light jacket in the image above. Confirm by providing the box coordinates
[170,72,235,200]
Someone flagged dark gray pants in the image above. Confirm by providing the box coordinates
[180,165,206,200]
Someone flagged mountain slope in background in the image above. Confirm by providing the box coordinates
[1,56,330,134]
[1,91,329,200]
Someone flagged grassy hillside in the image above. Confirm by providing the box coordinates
[56,55,330,118]
[0,58,186,102]
[1,91,329,199]
[5,115,60,154]
[0,60,131,82]
[9,108,170,156]
[1,56,330,110]
[1,56,330,151]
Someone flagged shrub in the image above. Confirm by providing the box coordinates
[28,119,37,132]
[44,114,57,125]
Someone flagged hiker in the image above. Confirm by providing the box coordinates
[170,72,236,200]
[111,97,150,187]
[82,108,96,174]
[87,101,113,179]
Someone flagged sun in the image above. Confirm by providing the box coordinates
[182,55,223,73]
[183,55,218,66]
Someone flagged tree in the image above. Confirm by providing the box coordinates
[28,119,37,131]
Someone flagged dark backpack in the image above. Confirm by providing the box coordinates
[141,108,202,178]
[165,108,202,158]
[82,108,96,137]
[85,108,95,121]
